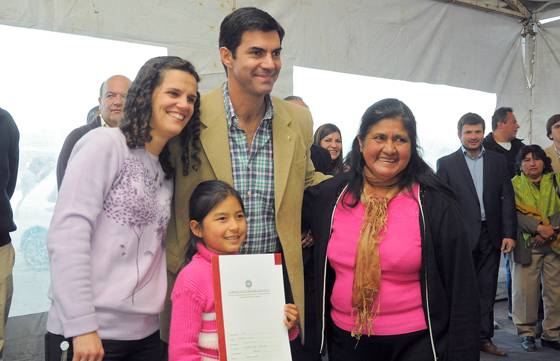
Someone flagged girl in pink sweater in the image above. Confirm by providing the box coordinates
[169,180,299,361]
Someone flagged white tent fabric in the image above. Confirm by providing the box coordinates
[1,0,558,144]
[1,1,560,360]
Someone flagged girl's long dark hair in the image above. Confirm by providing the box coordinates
[185,180,245,261]
[345,98,451,207]
[120,56,201,179]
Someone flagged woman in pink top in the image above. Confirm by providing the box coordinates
[303,99,479,361]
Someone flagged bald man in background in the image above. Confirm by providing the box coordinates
[56,75,131,188]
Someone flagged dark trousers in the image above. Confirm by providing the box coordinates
[277,250,319,361]
[160,340,168,361]
[471,223,501,342]
[44,331,161,361]
[327,321,433,361]
[299,246,322,361]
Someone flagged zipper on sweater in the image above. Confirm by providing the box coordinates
[320,185,348,353]
[418,187,438,361]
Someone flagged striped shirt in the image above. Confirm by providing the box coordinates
[223,83,278,254]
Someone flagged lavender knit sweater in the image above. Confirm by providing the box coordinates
[47,127,171,340]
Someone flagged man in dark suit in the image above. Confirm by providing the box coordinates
[437,112,516,357]
[55,75,131,188]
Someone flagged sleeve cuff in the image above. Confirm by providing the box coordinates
[288,324,300,341]
[62,313,98,338]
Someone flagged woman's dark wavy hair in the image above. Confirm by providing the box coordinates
[313,123,343,174]
[345,98,451,207]
[120,56,201,179]
[185,180,246,261]
[515,144,553,176]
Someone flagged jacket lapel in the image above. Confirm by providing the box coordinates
[272,98,296,213]
[200,88,233,184]
[454,148,479,199]
[482,151,490,205]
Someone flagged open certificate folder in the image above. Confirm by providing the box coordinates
[212,253,292,361]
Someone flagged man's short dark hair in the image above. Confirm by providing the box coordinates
[458,112,485,135]
[546,114,560,139]
[491,107,513,131]
[219,7,285,56]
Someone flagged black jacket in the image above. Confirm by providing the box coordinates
[482,133,524,178]
[0,108,19,245]
[310,144,334,175]
[56,116,101,189]
[303,173,480,361]
[437,149,516,250]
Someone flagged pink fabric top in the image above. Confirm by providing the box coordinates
[169,243,299,361]
[169,243,220,361]
[327,184,427,336]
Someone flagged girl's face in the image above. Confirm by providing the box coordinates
[319,131,342,160]
[190,195,247,254]
[150,69,198,141]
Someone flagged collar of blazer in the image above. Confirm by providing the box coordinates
[199,87,298,213]
[454,147,481,199]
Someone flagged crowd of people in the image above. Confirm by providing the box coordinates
[1,5,560,361]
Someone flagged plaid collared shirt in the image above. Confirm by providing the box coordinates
[223,83,278,254]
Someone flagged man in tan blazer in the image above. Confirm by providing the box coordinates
[161,7,328,350]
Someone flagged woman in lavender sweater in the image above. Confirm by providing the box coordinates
[45,56,201,361]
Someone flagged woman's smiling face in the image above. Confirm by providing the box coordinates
[320,131,342,160]
[359,117,411,183]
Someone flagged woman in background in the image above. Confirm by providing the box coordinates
[511,144,560,352]
[313,123,343,175]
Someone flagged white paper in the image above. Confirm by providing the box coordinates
[216,254,292,361]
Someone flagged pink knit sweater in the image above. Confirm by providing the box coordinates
[169,244,219,361]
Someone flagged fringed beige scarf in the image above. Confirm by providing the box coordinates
[351,179,400,340]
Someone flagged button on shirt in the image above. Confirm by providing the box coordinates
[223,83,278,254]
[463,146,486,221]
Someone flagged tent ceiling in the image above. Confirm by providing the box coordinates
[444,0,560,18]
[0,0,558,146]
[521,0,560,12]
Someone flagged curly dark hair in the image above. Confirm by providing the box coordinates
[120,56,201,178]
